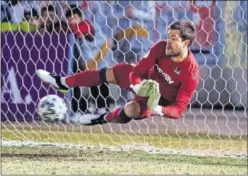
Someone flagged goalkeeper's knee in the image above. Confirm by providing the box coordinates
[124,101,141,119]
[111,101,141,123]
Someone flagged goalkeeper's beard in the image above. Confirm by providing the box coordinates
[166,46,182,57]
[166,51,181,57]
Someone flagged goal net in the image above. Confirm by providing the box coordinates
[1,1,247,158]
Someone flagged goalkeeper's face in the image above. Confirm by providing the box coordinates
[166,29,185,57]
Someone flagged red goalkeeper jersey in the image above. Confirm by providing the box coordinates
[129,40,200,119]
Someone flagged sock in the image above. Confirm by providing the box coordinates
[105,107,131,123]
[64,68,107,88]
[60,77,69,88]
[105,107,121,122]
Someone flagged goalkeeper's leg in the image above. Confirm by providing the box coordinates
[36,64,134,94]
[76,97,151,125]
[105,97,151,123]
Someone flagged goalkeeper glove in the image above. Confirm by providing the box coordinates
[146,80,161,110]
[151,105,163,116]
[131,79,162,112]
[130,79,155,97]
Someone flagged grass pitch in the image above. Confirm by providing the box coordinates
[2,145,247,175]
[2,126,247,175]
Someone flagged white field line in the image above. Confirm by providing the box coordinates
[2,140,247,159]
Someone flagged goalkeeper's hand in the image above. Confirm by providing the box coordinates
[146,80,161,110]
[130,79,155,97]
[151,105,163,116]
[147,82,164,116]
[130,79,162,113]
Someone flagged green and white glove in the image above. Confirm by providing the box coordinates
[131,79,161,110]
[147,81,161,110]
[151,105,163,116]
[130,79,155,97]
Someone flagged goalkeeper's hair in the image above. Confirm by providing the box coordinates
[169,20,196,46]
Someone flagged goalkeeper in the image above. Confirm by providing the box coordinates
[36,20,200,125]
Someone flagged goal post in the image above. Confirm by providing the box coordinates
[1,1,247,157]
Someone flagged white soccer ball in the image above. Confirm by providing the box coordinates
[37,95,67,122]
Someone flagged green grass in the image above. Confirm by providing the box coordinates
[2,125,247,174]
[2,145,247,175]
[2,127,246,156]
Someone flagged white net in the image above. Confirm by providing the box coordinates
[1,0,247,163]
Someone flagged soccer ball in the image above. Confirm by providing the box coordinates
[37,95,67,122]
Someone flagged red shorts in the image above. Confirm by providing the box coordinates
[112,63,134,89]
[112,63,152,119]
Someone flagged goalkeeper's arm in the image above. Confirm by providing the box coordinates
[129,41,163,86]
[152,72,200,119]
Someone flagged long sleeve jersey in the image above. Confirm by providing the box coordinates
[130,40,200,119]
